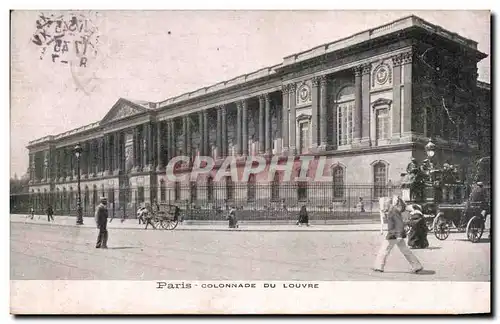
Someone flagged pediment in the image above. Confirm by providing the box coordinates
[100,98,151,125]
[296,113,312,123]
[371,98,393,110]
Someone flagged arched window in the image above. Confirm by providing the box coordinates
[332,165,345,199]
[336,85,355,146]
[247,174,256,202]
[160,179,166,202]
[207,176,214,202]
[373,161,388,199]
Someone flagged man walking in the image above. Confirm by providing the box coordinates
[95,197,109,249]
[46,205,54,222]
[373,196,423,273]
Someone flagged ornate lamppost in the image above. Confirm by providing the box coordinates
[74,143,84,225]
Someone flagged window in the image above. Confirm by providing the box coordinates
[376,108,389,141]
[247,174,256,202]
[190,181,197,202]
[332,166,345,199]
[207,176,214,202]
[271,173,280,202]
[138,186,145,205]
[226,177,234,202]
[297,181,308,202]
[299,122,310,154]
[160,180,166,202]
[336,86,355,147]
[174,182,181,202]
[373,162,387,199]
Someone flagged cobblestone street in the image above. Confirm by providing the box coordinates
[10,220,490,281]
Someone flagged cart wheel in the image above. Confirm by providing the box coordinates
[153,217,162,230]
[466,216,484,243]
[433,215,450,240]
[162,219,179,230]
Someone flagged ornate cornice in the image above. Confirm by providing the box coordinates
[372,98,393,110]
[401,51,413,65]
[361,63,371,75]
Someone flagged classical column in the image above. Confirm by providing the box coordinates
[353,66,363,145]
[361,63,371,146]
[104,134,110,174]
[221,106,227,158]
[264,93,272,155]
[198,112,204,156]
[170,119,176,158]
[281,85,289,154]
[216,107,222,159]
[203,111,209,158]
[236,101,242,155]
[113,133,119,173]
[133,126,140,170]
[289,83,297,155]
[401,50,413,139]
[391,54,402,141]
[147,122,153,168]
[182,116,188,156]
[258,94,265,154]
[100,137,106,174]
[157,121,164,170]
[165,120,171,162]
[186,116,192,159]
[242,100,248,156]
[311,77,319,150]
[319,75,329,150]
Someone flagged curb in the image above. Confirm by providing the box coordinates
[11,220,382,233]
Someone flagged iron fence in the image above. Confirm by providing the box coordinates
[10,182,472,222]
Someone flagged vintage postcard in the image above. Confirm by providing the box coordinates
[9,9,491,314]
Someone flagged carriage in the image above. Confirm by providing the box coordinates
[432,157,491,242]
[142,203,180,230]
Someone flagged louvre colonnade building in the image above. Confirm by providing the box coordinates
[26,15,491,215]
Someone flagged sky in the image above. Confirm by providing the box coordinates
[10,10,490,177]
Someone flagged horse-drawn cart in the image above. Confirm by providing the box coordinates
[147,203,180,230]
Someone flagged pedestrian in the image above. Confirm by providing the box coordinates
[30,207,34,220]
[356,197,365,212]
[227,206,239,228]
[406,204,429,249]
[95,197,109,249]
[46,205,54,222]
[373,196,423,273]
[144,205,157,230]
[297,205,309,226]
[137,205,146,225]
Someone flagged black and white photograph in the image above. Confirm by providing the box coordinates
[9,9,491,314]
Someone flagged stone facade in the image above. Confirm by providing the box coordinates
[26,15,490,215]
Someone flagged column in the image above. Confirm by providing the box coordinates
[311,77,319,150]
[221,106,227,158]
[100,137,106,173]
[165,121,171,162]
[203,111,209,158]
[86,142,92,176]
[147,122,153,168]
[361,63,371,146]
[198,112,204,156]
[264,93,272,155]
[289,83,297,154]
[319,75,328,150]
[353,66,363,144]
[216,107,222,159]
[157,121,164,170]
[236,101,242,155]
[104,134,111,174]
[170,119,176,158]
[402,51,413,139]
[186,116,192,159]
[282,85,289,154]
[133,126,140,170]
[391,54,402,141]
[242,100,248,156]
[113,133,119,172]
[183,116,188,156]
[258,95,265,154]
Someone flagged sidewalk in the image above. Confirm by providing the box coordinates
[10,214,382,232]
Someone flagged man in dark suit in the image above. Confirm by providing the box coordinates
[460,182,488,229]
[95,197,109,249]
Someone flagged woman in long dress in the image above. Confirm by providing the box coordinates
[407,204,429,249]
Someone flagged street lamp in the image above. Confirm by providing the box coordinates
[74,143,84,225]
